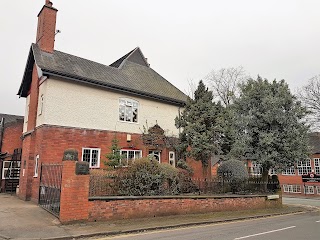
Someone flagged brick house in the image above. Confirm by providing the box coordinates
[0,114,23,192]
[17,1,199,202]
[244,132,320,197]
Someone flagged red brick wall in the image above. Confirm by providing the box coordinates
[88,196,281,222]
[19,125,203,202]
[1,120,23,158]
[60,161,89,223]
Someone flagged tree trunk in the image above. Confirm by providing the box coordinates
[261,169,269,193]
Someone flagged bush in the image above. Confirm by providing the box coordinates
[218,159,249,193]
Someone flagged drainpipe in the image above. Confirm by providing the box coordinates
[0,117,4,153]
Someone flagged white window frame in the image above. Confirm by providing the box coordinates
[283,184,301,193]
[120,149,142,166]
[269,168,276,175]
[34,155,39,177]
[119,98,138,123]
[304,185,315,194]
[169,151,175,167]
[38,94,44,115]
[82,148,101,168]
[297,159,312,175]
[2,161,10,180]
[314,158,320,174]
[282,167,296,175]
[251,161,262,176]
[316,186,320,195]
[148,150,161,163]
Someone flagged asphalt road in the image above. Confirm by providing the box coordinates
[100,211,320,240]
[283,197,320,207]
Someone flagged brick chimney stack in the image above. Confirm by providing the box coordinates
[36,1,58,53]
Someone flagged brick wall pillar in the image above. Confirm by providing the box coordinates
[59,149,90,223]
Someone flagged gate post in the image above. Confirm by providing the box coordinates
[59,149,90,223]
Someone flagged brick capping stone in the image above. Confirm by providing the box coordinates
[88,194,274,201]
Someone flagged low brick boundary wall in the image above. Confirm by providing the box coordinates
[88,195,282,222]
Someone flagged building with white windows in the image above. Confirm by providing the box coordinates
[17,1,192,202]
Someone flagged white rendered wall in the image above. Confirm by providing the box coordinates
[36,77,181,136]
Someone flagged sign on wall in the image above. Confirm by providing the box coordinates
[302,173,320,183]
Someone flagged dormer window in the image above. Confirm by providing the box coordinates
[119,98,138,123]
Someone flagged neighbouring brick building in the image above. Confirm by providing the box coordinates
[0,114,23,192]
[17,1,204,202]
[244,132,320,197]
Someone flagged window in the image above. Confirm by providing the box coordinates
[119,98,138,123]
[169,151,175,167]
[297,159,312,175]
[282,167,296,175]
[2,161,10,179]
[269,168,276,175]
[251,161,262,176]
[283,184,301,193]
[316,186,320,195]
[120,149,142,165]
[304,185,314,194]
[82,148,100,168]
[34,155,39,177]
[314,158,320,174]
[38,94,44,115]
[148,150,161,163]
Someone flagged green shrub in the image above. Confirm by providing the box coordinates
[218,159,249,193]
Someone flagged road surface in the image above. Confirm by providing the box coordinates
[98,211,319,240]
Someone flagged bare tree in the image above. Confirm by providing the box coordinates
[184,79,198,99]
[298,74,320,129]
[205,66,249,106]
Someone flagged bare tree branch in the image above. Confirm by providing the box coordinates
[204,66,250,106]
[298,74,320,130]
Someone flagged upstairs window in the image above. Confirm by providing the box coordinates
[38,94,44,115]
[314,158,320,174]
[82,148,100,168]
[282,167,296,175]
[119,98,138,123]
[297,159,312,175]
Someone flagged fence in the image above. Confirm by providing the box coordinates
[89,174,280,197]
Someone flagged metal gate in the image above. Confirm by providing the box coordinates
[39,163,63,217]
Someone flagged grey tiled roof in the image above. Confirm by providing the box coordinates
[0,114,24,127]
[309,132,320,154]
[24,44,187,105]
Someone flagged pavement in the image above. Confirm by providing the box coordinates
[0,193,316,240]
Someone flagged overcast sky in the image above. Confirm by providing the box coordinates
[0,0,319,116]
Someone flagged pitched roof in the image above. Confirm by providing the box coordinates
[309,132,320,154]
[18,44,187,106]
[0,113,24,126]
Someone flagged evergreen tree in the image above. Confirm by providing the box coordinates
[105,138,123,168]
[230,77,310,182]
[175,80,223,175]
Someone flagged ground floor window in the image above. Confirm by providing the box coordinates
[169,151,175,167]
[34,155,39,177]
[82,148,101,168]
[304,185,315,194]
[316,186,320,195]
[1,161,20,179]
[283,184,301,193]
[148,150,161,163]
[120,149,142,165]
[251,161,262,176]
